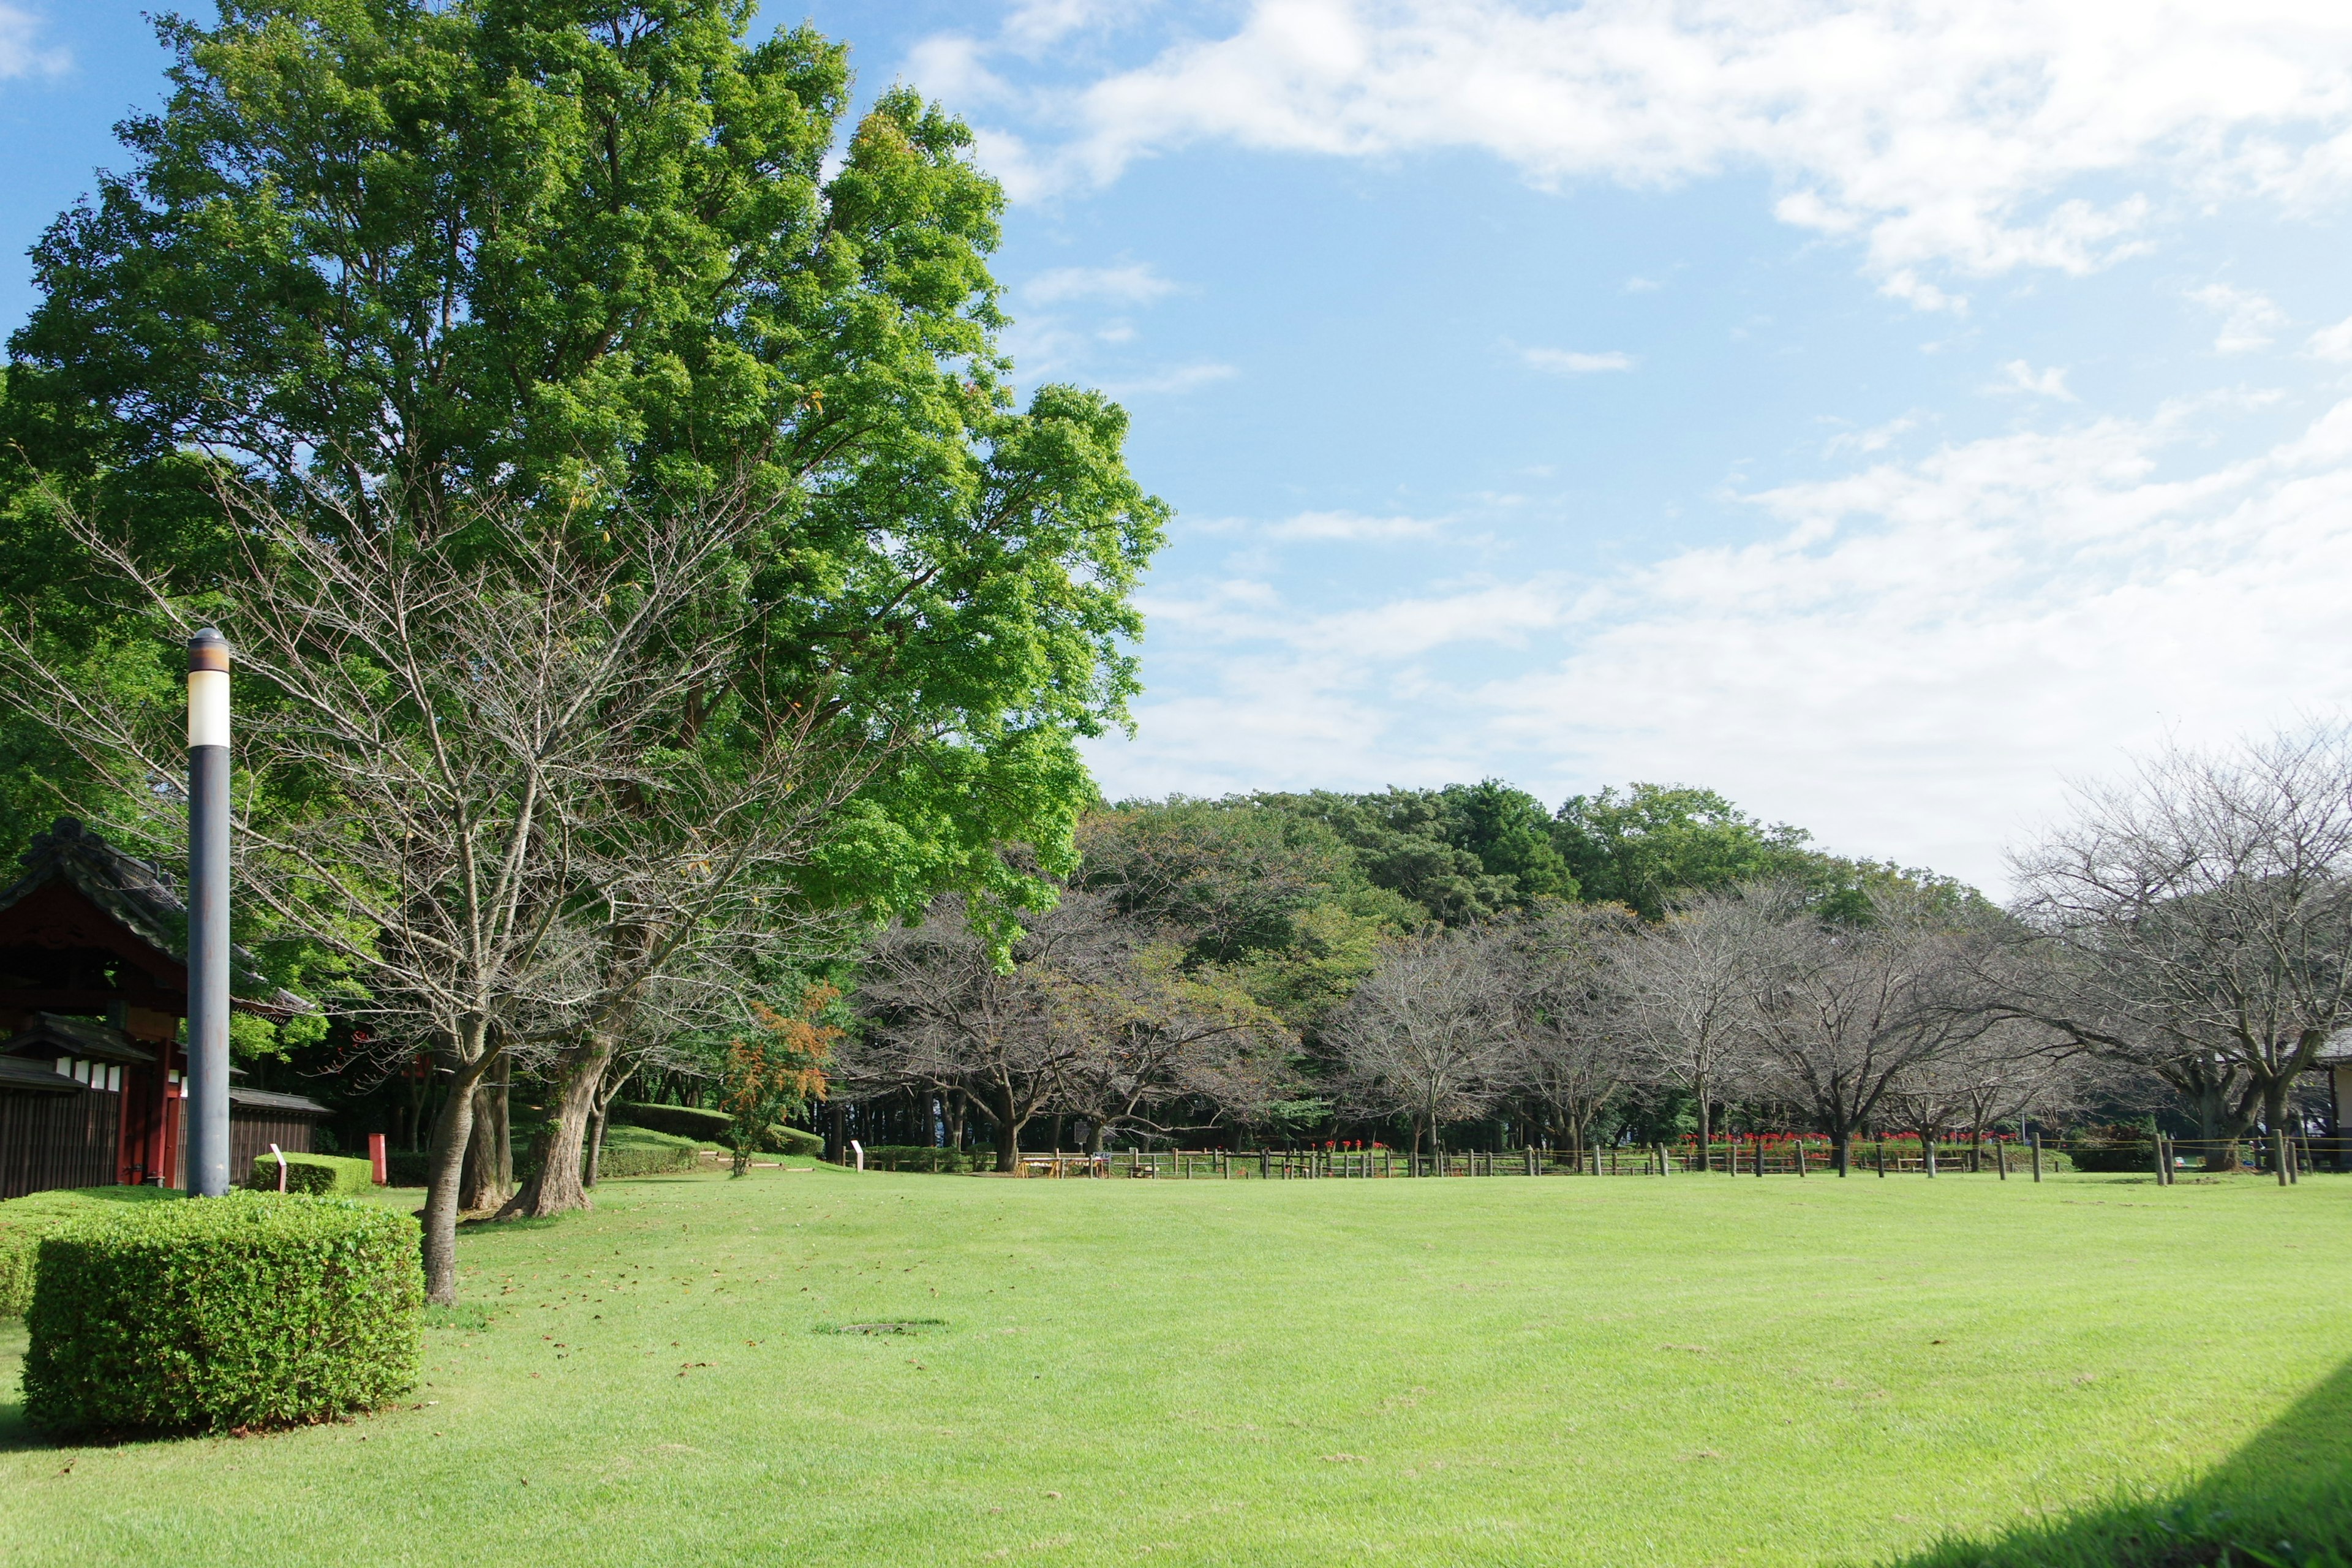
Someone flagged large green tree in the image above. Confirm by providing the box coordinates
[3,0,1163,1268]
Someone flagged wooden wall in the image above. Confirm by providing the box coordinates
[0,1088,120,1200]
[230,1109,318,1185]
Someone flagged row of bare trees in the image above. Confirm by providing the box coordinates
[1327,729,2352,1169]
[1325,889,2090,1169]
[839,729,2352,1172]
[842,892,1299,1170]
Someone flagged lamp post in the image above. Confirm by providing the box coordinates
[186,628,232,1197]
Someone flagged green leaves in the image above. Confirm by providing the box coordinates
[3,0,1168,944]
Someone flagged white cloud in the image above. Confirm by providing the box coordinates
[1023,262,1182,304]
[1089,397,2352,891]
[1101,361,1238,394]
[1823,413,1920,457]
[940,1,2352,298]
[0,4,68,79]
[2190,282,2290,354]
[1264,510,1446,541]
[1521,347,1635,374]
[1990,360,2076,401]
[2310,313,2352,362]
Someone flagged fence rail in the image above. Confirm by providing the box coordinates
[858,1133,2346,1183]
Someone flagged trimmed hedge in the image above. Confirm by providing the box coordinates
[245,1152,377,1196]
[0,1188,184,1319]
[21,1191,423,1434]
[594,1143,700,1178]
[610,1101,822,1156]
[611,1099,731,1142]
[767,1124,823,1158]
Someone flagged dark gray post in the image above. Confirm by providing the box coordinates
[186,629,233,1199]
[1875,1139,1887,1178]
[2029,1129,2043,1182]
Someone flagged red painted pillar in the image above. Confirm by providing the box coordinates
[369,1133,388,1186]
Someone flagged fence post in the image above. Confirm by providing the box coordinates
[2154,1136,2169,1185]
[1794,1143,1807,1178]
[2275,1130,2291,1186]
[1995,1139,2007,1180]
[1875,1139,1887,1178]
[2029,1130,2043,1182]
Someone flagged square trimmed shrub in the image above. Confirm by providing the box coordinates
[245,1152,377,1196]
[21,1191,424,1434]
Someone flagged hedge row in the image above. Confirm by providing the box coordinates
[594,1143,700,1178]
[608,1101,822,1156]
[21,1191,423,1433]
[378,1131,709,1188]
[244,1152,377,1196]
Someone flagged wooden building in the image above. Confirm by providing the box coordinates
[0,818,325,1200]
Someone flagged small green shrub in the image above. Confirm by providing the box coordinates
[21,1191,424,1434]
[244,1152,376,1196]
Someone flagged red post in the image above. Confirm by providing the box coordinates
[369,1131,388,1186]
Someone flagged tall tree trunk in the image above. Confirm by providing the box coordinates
[1695,1080,1712,1173]
[421,1020,496,1306]
[500,1028,619,1219]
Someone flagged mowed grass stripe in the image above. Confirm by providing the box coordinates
[1,1168,2344,1567]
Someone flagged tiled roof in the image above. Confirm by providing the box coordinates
[0,818,300,1007]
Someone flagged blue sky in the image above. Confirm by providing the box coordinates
[7,4,2352,890]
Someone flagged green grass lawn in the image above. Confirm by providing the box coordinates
[2,1166,2347,1567]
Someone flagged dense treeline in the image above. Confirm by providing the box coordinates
[837,738,2351,1174]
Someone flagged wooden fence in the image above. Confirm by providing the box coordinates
[956,1133,2339,1183]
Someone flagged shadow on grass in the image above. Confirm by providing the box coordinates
[1887,1357,2352,1567]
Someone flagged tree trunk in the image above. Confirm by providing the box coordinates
[421,1023,496,1306]
[584,1056,626,1190]
[995,1109,1019,1173]
[499,1028,619,1219]
[459,1053,513,1211]
[1694,1082,1712,1174]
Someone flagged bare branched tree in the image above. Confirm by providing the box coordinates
[1039,936,1298,1152]
[2006,728,2352,1168]
[1740,888,1983,1174]
[1621,888,1784,1170]
[1488,903,1639,1161]
[845,894,1096,1172]
[1325,927,1514,1158]
[1,477,886,1300]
